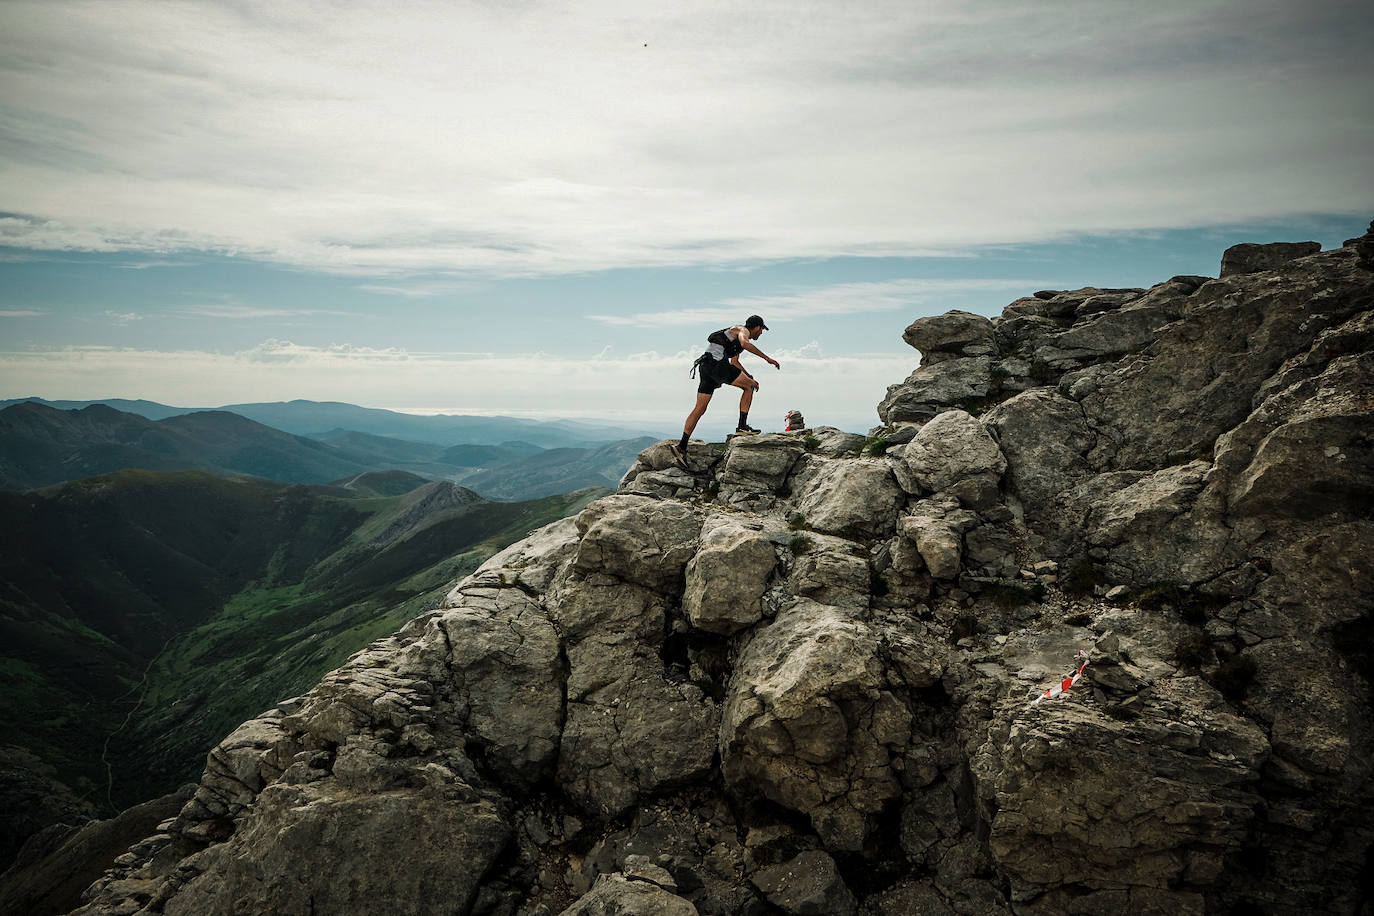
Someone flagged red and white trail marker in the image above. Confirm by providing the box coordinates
[1033,650,1091,705]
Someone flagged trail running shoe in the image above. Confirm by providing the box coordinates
[669,442,689,466]
[735,424,760,435]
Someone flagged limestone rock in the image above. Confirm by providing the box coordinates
[160,783,509,916]
[750,849,856,915]
[1219,240,1321,276]
[796,426,868,457]
[972,680,1269,905]
[983,389,1094,537]
[963,524,1019,578]
[683,518,777,634]
[622,853,677,892]
[1224,348,1373,522]
[556,581,718,815]
[717,436,806,508]
[1086,461,1212,549]
[1352,218,1374,269]
[435,593,565,788]
[900,516,962,580]
[893,408,1007,495]
[878,356,995,425]
[902,310,998,357]
[621,441,719,497]
[619,465,700,499]
[575,802,756,914]
[451,515,580,595]
[787,533,871,607]
[994,313,1060,353]
[720,601,911,851]
[1080,248,1372,471]
[573,495,702,593]
[1042,296,1175,361]
[557,661,718,815]
[561,873,699,915]
[794,458,902,540]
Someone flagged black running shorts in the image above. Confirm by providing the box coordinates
[696,356,742,394]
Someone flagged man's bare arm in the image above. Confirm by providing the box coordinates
[739,329,780,369]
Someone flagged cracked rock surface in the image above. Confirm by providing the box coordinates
[56,232,1374,916]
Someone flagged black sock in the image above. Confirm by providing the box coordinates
[678,433,690,451]
[738,411,748,428]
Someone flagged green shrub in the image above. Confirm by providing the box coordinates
[787,512,807,531]
[788,534,813,554]
[803,436,822,451]
[864,436,891,457]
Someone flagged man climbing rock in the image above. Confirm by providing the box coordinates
[675,315,780,460]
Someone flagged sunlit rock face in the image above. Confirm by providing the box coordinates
[60,229,1373,916]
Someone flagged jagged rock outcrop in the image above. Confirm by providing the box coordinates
[54,228,1373,916]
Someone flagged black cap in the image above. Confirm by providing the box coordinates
[746,314,769,330]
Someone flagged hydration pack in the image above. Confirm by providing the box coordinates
[689,327,743,377]
[707,327,744,358]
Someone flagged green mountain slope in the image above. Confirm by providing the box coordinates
[460,436,657,500]
[0,469,606,858]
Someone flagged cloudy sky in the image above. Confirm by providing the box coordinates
[2,0,1371,437]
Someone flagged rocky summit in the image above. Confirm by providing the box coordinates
[25,227,1374,915]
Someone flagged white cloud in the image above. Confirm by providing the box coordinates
[0,0,1368,275]
[355,281,475,299]
[0,309,44,317]
[592,278,1043,328]
[235,339,414,363]
[102,310,143,324]
[115,259,194,270]
[171,304,348,320]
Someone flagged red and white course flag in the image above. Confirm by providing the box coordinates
[1033,650,1091,705]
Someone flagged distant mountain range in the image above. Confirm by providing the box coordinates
[0,402,375,490]
[0,401,660,499]
[0,468,607,860]
[0,397,667,448]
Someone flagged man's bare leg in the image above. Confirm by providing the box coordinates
[683,392,714,440]
[677,392,715,460]
[732,376,757,431]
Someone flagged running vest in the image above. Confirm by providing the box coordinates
[706,327,744,361]
[691,327,745,378]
